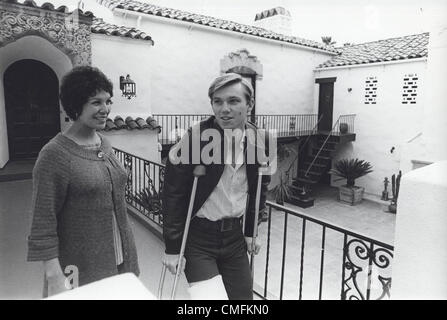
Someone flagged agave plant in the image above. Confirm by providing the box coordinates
[329,158,373,187]
[133,179,162,216]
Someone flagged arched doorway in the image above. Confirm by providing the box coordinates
[221,49,263,123]
[4,60,60,159]
[226,66,257,122]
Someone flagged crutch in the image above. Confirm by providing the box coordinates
[250,163,268,278]
[157,165,206,300]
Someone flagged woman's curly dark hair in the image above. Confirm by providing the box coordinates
[60,66,113,121]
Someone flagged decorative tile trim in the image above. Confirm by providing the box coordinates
[0,1,93,66]
[220,48,263,79]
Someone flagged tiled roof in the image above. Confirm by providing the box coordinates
[2,0,94,17]
[97,0,338,53]
[91,17,153,43]
[102,116,161,132]
[317,33,429,68]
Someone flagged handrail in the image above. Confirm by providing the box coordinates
[298,114,324,152]
[304,116,341,177]
[113,147,166,168]
[113,147,392,300]
[266,200,393,249]
[154,114,321,144]
[255,201,394,300]
[284,114,324,176]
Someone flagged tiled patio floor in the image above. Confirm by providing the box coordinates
[0,179,395,300]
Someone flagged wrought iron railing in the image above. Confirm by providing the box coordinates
[152,114,210,145]
[253,201,393,300]
[254,114,319,138]
[114,148,165,227]
[153,114,321,145]
[303,114,356,178]
[335,114,356,135]
[304,117,341,178]
[114,128,386,300]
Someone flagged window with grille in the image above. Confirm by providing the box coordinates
[402,73,418,104]
[364,76,378,104]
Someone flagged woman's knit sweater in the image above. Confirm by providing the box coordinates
[27,133,140,286]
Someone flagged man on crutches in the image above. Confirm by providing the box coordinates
[161,73,273,300]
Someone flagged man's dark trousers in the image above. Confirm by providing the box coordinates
[184,216,253,300]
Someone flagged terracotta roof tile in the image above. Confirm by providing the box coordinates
[317,33,429,68]
[91,17,153,42]
[3,0,94,17]
[102,115,161,132]
[97,0,338,53]
[4,0,152,43]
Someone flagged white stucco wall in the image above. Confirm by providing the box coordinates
[91,34,153,120]
[314,60,427,196]
[101,130,160,164]
[391,161,447,299]
[0,32,154,168]
[399,10,447,174]
[109,11,334,116]
[0,35,72,168]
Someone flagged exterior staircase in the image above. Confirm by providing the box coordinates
[288,131,356,208]
[0,159,35,182]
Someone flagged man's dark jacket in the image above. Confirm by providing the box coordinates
[162,116,272,254]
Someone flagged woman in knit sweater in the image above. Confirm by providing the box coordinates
[27,66,139,297]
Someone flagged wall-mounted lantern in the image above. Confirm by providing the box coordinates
[120,74,136,99]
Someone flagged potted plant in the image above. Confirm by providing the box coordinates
[388,171,401,214]
[339,122,349,134]
[329,158,373,205]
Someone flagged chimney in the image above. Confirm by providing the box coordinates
[253,6,292,35]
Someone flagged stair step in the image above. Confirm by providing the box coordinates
[287,195,315,208]
[0,172,32,182]
[289,185,313,197]
[299,169,322,177]
[317,133,340,142]
[311,149,332,157]
[314,141,338,149]
[296,177,319,184]
[312,147,335,152]
[311,155,331,161]
[303,162,326,169]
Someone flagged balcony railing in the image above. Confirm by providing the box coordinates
[114,148,390,300]
[152,114,210,145]
[254,114,319,138]
[254,201,393,300]
[114,148,165,228]
[334,114,356,135]
[153,114,322,145]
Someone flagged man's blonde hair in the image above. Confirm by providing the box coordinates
[208,73,254,102]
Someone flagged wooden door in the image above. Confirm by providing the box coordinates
[4,60,60,159]
[316,77,336,132]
